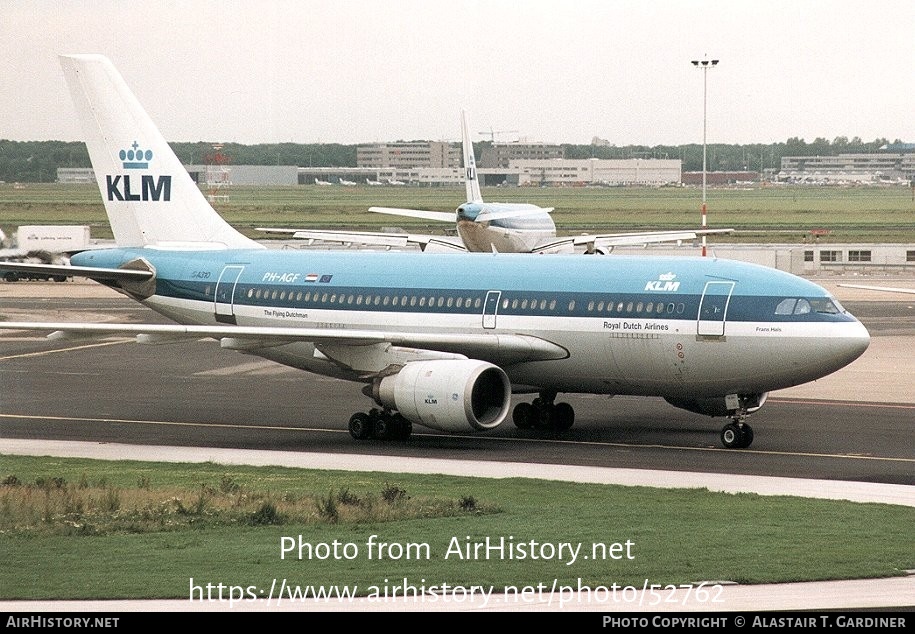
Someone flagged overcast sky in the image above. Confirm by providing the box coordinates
[2,0,912,146]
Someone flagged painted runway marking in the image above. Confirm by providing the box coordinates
[194,360,294,376]
[1,412,913,464]
[0,339,130,361]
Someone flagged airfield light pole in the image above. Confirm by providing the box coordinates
[692,57,718,256]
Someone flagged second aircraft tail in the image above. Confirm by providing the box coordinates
[460,109,484,204]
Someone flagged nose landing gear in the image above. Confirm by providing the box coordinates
[720,421,754,449]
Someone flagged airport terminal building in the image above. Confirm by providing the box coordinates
[778,150,915,185]
[57,139,913,189]
[59,157,682,188]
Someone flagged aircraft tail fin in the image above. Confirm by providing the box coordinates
[460,109,484,204]
[59,54,262,250]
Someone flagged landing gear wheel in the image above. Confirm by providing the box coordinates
[553,402,575,431]
[738,423,753,448]
[348,413,373,440]
[721,423,741,449]
[721,422,754,449]
[535,403,553,429]
[514,395,576,431]
[390,413,412,440]
[372,413,392,440]
[513,402,535,429]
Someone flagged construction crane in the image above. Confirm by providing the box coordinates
[478,127,519,142]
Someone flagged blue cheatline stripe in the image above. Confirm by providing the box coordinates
[77,247,828,295]
[75,247,855,323]
[155,278,855,324]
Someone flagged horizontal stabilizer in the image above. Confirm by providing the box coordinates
[476,207,554,222]
[368,207,456,223]
[0,261,153,282]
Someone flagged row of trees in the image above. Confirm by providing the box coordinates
[0,137,902,183]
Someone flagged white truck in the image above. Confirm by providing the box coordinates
[14,225,91,253]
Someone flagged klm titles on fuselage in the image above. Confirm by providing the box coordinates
[644,273,681,292]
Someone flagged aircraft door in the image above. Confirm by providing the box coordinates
[697,281,735,337]
[214,265,245,324]
[482,290,501,329]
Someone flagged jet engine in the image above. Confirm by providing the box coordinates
[368,359,511,433]
[664,392,769,417]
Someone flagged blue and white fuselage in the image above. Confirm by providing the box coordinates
[71,247,868,401]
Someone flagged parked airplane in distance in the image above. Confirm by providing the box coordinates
[0,54,871,450]
[259,110,733,254]
[314,178,333,186]
[339,178,358,186]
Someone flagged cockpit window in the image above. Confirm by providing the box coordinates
[775,298,796,315]
[776,297,843,316]
[810,298,841,314]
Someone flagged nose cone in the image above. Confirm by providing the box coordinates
[457,203,482,221]
[844,319,871,363]
[826,319,870,374]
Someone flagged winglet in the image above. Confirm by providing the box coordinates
[461,109,484,204]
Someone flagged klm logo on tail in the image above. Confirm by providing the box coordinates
[106,141,171,202]
[120,141,152,169]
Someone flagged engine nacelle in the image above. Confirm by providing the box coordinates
[665,392,769,417]
[371,360,511,433]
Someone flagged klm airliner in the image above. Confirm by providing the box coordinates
[261,110,733,254]
[0,55,871,449]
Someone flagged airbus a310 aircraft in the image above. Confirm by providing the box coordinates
[259,110,733,254]
[0,55,870,449]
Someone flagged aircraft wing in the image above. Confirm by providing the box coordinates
[838,284,915,295]
[0,321,568,367]
[532,228,734,254]
[256,227,467,253]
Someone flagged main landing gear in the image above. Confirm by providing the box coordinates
[349,408,413,441]
[512,391,575,431]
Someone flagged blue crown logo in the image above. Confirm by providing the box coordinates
[119,141,153,169]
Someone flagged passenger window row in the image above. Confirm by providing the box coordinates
[200,284,692,317]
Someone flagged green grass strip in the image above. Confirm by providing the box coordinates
[1,455,912,600]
